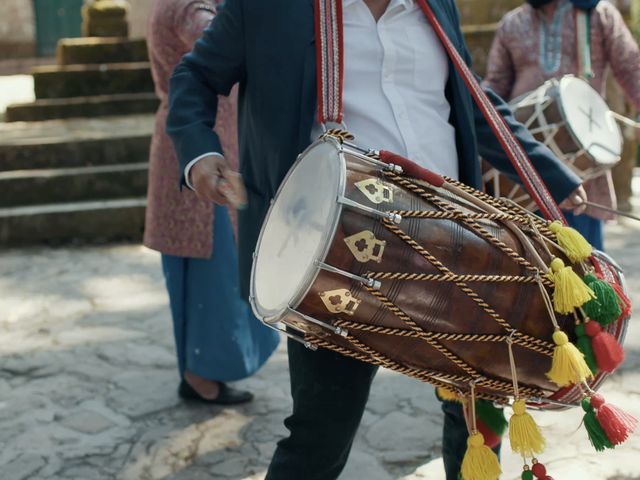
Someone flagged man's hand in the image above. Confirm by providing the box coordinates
[559,185,587,215]
[190,154,237,205]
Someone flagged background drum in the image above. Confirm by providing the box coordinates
[484,75,623,210]
[250,132,630,410]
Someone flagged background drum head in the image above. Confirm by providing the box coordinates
[558,76,622,166]
[251,139,345,322]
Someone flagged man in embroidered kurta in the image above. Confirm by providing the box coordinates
[484,0,640,249]
[167,0,586,478]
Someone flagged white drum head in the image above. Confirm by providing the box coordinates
[251,138,345,322]
[558,76,622,166]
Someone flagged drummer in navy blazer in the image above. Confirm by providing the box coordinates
[167,0,587,478]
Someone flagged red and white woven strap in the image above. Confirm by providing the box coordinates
[314,0,566,222]
[314,0,345,125]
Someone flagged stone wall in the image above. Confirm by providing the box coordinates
[0,0,36,58]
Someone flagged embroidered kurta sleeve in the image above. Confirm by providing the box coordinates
[174,1,216,48]
[598,3,640,110]
[483,23,515,100]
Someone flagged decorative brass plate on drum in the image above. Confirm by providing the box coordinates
[344,230,386,263]
[355,179,394,204]
[319,289,361,315]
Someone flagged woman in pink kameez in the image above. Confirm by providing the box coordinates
[144,0,278,405]
[484,0,640,249]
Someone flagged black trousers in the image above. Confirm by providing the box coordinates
[266,339,481,480]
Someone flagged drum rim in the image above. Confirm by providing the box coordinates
[250,135,346,323]
[556,74,623,166]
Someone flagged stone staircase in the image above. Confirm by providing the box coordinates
[0,32,158,246]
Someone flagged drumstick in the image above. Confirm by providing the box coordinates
[608,111,640,129]
[218,172,248,210]
[583,201,640,222]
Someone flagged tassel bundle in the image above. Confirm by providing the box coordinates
[590,394,638,446]
[582,396,615,451]
[549,220,592,263]
[611,282,632,318]
[530,459,554,480]
[476,400,507,449]
[546,329,593,387]
[582,273,622,325]
[436,386,460,402]
[461,432,502,480]
[575,323,598,374]
[547,258,595,314]
[476,400,508,437]
[508,399,545,457]
[584,321,624,373]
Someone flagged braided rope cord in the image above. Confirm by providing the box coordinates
[335,319,516,341]
[367,272,538,283]
[392,210,527,221]
[444,176,554,238]
[381,219,554,354]
[363,285,547,395]
[384,172,553,284]
[305,335,540,403]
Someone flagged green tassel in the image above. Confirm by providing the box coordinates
[575,323,599,375]
[521,470,534,480]
[583,274,622,326]
[476,400,508,436]
[582,397,615,452]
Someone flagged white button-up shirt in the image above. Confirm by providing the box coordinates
[186,0,459,186]
[312,0,459,179]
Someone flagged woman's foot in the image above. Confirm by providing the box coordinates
[184,370,220,399]
[179,370,253,405]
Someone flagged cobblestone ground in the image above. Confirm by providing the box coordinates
[1,215,639,480]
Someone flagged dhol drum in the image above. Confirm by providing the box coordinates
[250,132,630,409]
[484,75,623,210]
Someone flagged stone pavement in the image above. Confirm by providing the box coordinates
[1,216,639,480]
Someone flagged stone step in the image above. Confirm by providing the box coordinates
[5,93,159,122]
[0,115,154,171]
[0,198,146,246]
[57,37,149,65]
[33,62,153,99]
[0,163,148,207]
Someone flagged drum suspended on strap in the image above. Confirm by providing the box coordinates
[250,132,630,410]
[484,75,623,210]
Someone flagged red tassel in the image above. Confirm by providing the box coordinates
[477,418,502,449]
[531,459,554,480]
[611,283,632,318]
[584,321,625,373]
[590,394,638,445]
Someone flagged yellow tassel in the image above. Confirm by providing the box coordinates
[549,221,593,263]
[461,432,502,480]
[437,387,460,402]
[546,330,594,387]
[508,399,546,457]
[547,258,595,314]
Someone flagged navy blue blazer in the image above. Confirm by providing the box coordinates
[167,0,581,295]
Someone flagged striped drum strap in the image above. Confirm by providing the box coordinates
[314,0,566,222]
[314,0,345,125]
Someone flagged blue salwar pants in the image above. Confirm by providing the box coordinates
[161,205,279,382]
